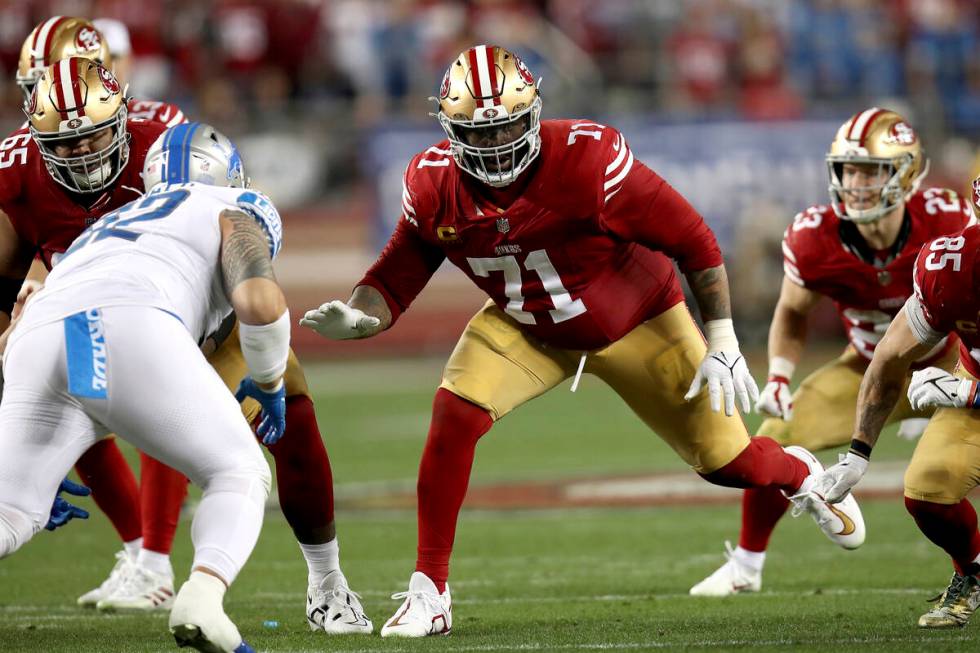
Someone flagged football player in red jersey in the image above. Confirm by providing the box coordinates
[690,109,974,597]
[0,58,373,633]
[812,178,980,628]
[8,16,189,612]
[301,44,865,637]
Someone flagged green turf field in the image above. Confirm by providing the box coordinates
[1,357,974,652]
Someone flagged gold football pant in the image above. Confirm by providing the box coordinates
[207,323,312,413]
[905,366,980,504]
[758,346,958,451]
[440,301,750,474]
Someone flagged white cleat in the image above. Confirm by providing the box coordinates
[690,542,762,597]
[784,446,865,550]
[77,550,134,608]
[169,574,254,653]
[380,571,452,638]
[97,564,174,612]
[307,570,373,634]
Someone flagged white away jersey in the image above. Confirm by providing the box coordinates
[21,182,282,342]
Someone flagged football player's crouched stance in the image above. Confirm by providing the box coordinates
[0,122,308,652]
[690,109,973,597]
[302,44,865,637]
[813,197,980,629]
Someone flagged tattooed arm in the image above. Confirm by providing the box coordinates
[684,264,732,323]
[853,313,935,450]
[219,208,289,395]
[219,208,286,326]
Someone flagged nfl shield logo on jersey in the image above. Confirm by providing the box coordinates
[496,217,510,234]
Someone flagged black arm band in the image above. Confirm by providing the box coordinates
[849,439,873,460]
[0,277,22,316]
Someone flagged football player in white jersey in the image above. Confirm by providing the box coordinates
[0,123,288,653]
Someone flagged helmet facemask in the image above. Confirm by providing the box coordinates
[827,154,922,223]
[31,103,130,194]
[825,108,927,224]
[438,95,542,188]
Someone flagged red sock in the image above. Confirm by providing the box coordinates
[264,395,335,542]
[74,439,142,542]
[416,388,493,593]
[739,487,791,552]
[139,453,188,554]
[700,436,808,494]
[905,497,980,575]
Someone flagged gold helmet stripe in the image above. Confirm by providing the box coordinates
[30,16,68,69]
[847,106,885,145]
[52,57,86,120]
[468,45,501,109]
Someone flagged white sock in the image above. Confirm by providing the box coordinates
[138,548,174,578]
[733,546,766,572]
[123,537,143,559]
[299,539,341,587]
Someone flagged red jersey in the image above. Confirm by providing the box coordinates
[359,119,723,351]
[0,119,168,269]
[908,225,980,377]
[781,188,972,360]
[126,98,186,127]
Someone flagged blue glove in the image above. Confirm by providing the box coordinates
[45,478,91,531]
[235,377,286,445]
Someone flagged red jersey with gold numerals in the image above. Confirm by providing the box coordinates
[781,188,972,361]
[0,119,168,269]
[359,119,724,351]
[909,225,980,377]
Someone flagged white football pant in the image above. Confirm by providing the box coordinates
[0,306,270,585]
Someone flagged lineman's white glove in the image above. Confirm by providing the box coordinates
[684,318,759,417]
[685,352,759,416]
[907,367,978,411]
[755,375,793,420]
[299,300,381,340]
[813,452,869,504]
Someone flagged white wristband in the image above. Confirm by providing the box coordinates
[704,319,738,352]
[239,310,290,384]
[768,356,796,381]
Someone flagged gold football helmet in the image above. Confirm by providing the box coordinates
[434,44,542,187]
[27,57,129,194]
[826,107,927,223]
[16,17,112,104]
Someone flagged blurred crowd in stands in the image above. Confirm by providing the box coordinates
[0,1,977,192]
[0,0,978,345]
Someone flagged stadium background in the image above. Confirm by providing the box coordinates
[3,0,980,357]
[4,1,980,651]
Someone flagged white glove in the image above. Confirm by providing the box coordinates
[812,451,869,504]
[907,367,977,411]
[755,375,793,420]
[684,351,760,416]
[299,300,381,340]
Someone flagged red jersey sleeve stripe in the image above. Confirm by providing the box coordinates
[603,146,634,193]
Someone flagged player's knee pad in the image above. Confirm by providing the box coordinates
[204,460,272,505]
[0,503,38,558]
